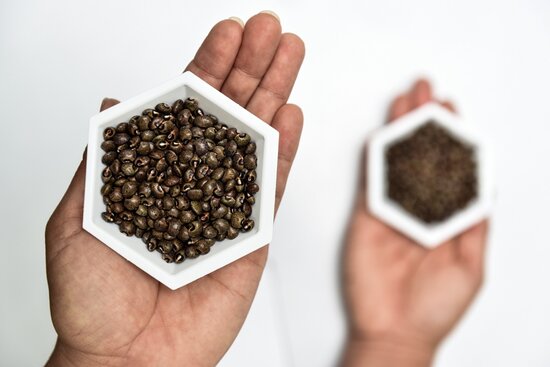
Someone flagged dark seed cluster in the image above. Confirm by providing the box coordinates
[100,98,259,263]
[386,122,477,223]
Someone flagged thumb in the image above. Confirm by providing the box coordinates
[48,98,120,236]
[59,98,120,212]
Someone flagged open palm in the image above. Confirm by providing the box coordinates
[46,13,304,367]
[343,80,488,364]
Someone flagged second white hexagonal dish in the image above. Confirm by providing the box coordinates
[367,102,494,247]
[83,72,278,290]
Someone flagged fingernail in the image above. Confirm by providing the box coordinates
[228,16,244,28]
[260,10,280,22]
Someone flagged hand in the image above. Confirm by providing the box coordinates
[342,80,488,367]
[45,13,304,367]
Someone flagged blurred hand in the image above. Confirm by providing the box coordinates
[46,13,304,367]
[342,80,488,367]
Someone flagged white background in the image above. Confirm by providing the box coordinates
[1,0,550,366]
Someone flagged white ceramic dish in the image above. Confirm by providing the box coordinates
[367,102,494,247]
[83,72,279,290]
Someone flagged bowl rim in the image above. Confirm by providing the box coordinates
[367,102,494,247]
[83,71,279,289]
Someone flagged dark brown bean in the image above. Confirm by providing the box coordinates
[103,127,116,140]
[167,219,181,237]
[113,133,130,146]
[244,154,257,170]
[194,115,214,128]
[155,102,171,114]
[119,221,136,236]
[246,183,260,194]
[185,246,199,259]
[230,212,246,229]
[124,195,140,211]
[226,226,239,240]
[154,218,169,232]
[101,212,115,223]
[102,151,117,165]
[177,226,190,241]
[121,181,138,197]
[174,250,186,264]
[109,187,123,202]
[196,240,210,255]
[187,188,203,201]
[172,99,184,115]
[180,210,195,224]
[148,206,161,220]
[101,140,116,152]
[188,220,203,238]
[213,219,230,234]
[245,142,256,154]
[134,216,148,230]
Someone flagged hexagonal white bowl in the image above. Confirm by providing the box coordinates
[83,71,279,290]
[367,102,494,247]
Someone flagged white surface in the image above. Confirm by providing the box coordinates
[1,1,550,366]
[83,71,278,290]
[368,102,494,247]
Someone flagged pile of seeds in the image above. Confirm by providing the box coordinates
[100,98,259,263]
[386,122,477,223]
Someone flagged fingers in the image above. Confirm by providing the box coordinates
[52,159,88,223]
[185,19,244,90]
[387,94,411,122]
[271,104,304,213]
[387,79,434,122]
[457,220,489,274]
[246,33,305,124]
[220,12,282,106]
[411,79,432,108]
[100,97,120,111]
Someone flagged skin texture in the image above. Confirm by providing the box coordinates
[45,13,305,367]
[342,80,489,367]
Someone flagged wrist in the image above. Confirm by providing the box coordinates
[342,332,436,367]
[46,340,126,367]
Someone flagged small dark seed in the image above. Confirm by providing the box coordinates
[230,211,246,229]
[113,133,130,146]
[124,195,140,211]
[187,188,203,201]
[180,210,195,224]
[242,219,255,232]
[122,181,138,198]
[101,212,115,223]
[174,250,186,264]
[185,246,199,259]
[188,220,203,238]
[101,140,116,152]
[155,102,171,114]
[102,151,117,165]
[234,133,251,147]
[103,127,116,140]
[194,115,214,128]
[245,142,257,154]
[227,226,239,240]
[109,187,123,202]
[246,183,260,194]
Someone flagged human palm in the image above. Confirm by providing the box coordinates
[46,13,305,367]
[344,80,489,362]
